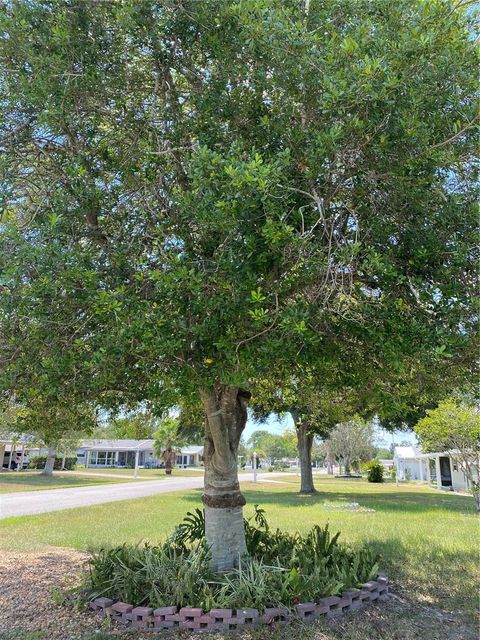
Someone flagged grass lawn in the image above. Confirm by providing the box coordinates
[0,477,477,640]
[73,467,205,479]
[0,470,135,493]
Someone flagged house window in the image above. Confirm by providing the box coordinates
[91,451,115,466]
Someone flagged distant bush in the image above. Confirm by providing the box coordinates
[366,460,384,483]
[29,455,77,470]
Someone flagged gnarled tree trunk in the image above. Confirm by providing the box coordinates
[200,386,250,572]
[295,418,316,494]
[472,484,480,512]
[42,446,56,476]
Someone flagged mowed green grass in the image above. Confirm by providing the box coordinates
[0,471,133,493]
[0,477,477,622]
[0,468,205,493]
[74,467,205,478]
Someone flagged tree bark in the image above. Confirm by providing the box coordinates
[472,485,480,512]
[42,446,56,476]
[295,420,316,494]
[200,386,250,572]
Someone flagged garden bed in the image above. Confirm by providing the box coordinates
[84,508,388,633]
[89,576,389,631]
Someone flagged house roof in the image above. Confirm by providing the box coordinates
[79,440,204,454]
[80,439,155,452]
[394,446,422,459]
[180,445,204,455]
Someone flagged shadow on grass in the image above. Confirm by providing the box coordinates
[0,475,116,490]
[178,489,478,617]
[183,486,476,516]
[365,537,478,619]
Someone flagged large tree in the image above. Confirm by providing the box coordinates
[251,370,366,493]
[0,1,477,570]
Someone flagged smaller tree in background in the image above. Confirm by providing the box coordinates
[247,430,297,467]
[247,431,272,452]
[366,460,384,483]
[263,432,297,467]
[375,448,394,460]
[153,412,204,472]
[109,411,159,440]
[324,419,374,475]
[415,399,480,511]
[17,399,97,476]
[153,417,185,476]
[153,417,186,458]
[56,432,84,470]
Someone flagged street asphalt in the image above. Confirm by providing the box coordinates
[0,471,286,519]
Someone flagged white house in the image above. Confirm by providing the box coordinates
[176,445,204,468]
[393,446,428,481]
[379,458,394,472]
[77,439,204,469]
[394,445,475,492]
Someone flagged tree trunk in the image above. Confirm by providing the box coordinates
[200,386,250,573]
[42,446,56,476]
[296,421,316,494]
[473,485,480,512]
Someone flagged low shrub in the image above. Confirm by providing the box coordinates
[366,460,384,483]
[28,455,77,470]
[86,507,379,611]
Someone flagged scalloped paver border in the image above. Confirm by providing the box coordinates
[89,576,389,631]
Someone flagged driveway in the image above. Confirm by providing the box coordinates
[0,472,287,519]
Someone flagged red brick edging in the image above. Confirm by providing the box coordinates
[89,576,388,631]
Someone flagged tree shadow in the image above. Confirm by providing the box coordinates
[177,492,478,620]
[364,537,478,619]
[183,486,476,516]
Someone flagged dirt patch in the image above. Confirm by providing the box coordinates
[0,548,101,640]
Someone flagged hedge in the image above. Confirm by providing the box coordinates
[28,455,77,470]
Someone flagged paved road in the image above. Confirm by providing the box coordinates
[0,476,206,520]
[0,472,285,519]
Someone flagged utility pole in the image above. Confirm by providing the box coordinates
[134,448,139,479]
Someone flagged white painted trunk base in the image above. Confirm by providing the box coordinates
[204,505,247,572]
